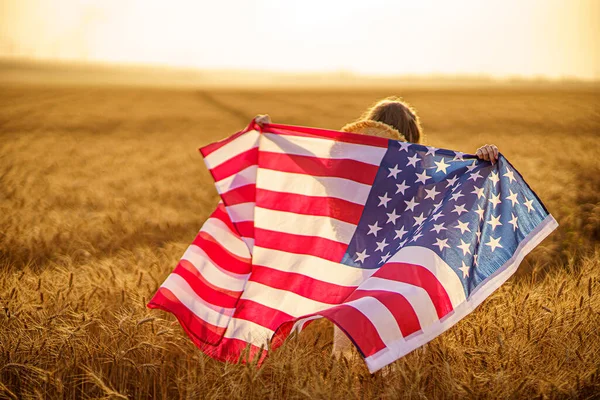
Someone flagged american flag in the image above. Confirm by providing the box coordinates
[147,120,558,373]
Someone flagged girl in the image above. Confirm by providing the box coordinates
[255,97,499,358]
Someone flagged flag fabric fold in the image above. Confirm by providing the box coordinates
[148,119,558,373]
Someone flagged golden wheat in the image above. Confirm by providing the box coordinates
[1,84,599,399]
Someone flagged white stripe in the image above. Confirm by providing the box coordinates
[252,246,376,286]
[261,132,387,166]
[215,165,257,194]
[181,244,249,292]
[256,169,371,205]
[241,237,254,253]
[291,315,323,334]
[388,246,467,308]
[344,297,404,346]
[254,207,356,244]
[202,218,250,259]
[203,130,260,169]
[226,202,255,222]
[357,277,439,329]
[161,274,233,328]
[241,281,335,317]
[223,317,274,345]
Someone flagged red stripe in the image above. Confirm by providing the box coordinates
[347,289,422,338]
[254,228,347,262]
[199,120,257,157]
[259,151,378,185]
[249,265,357,304]
[256,189,363,225]
[234,221,254,239]
[221,184,256,206]
[210,148,258,182]
[264,123,389,148]
[147,287,226,345]
[174,262,241,308]
[373,262,454,319]
[192,231,251,275]
[210,203,237,233]
[319,304,387,357]
[234,299,293,331]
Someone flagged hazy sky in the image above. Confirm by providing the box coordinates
[1,0,598,79]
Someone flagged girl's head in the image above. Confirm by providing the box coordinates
[361,97,422,143]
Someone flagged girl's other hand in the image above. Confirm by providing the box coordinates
[255,114,271,127]
[476,144,499,165]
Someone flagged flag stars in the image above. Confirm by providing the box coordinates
[386,209,401,225]
[451,190,465,202]
[395,180,410,195]
[413,212,427,226]
[434,158,450,174]
[394,226,408,240]
[509,213,519,231]
[424,186,440,200]
[468,171,482,182]
[407,154,421,167]
[378,192,392,208]
[485,236,503,252]
[355,249,370,263]
[466,160,478,172]
[375,238,389,252]
[410,231,424,243]
[489,192,502,208]
[388,164,402,179]
[453,151,465,161]
[405,196,419,212]
[380,252,392,264]
[431,223,447,234]
[452,203,468,216]
[475,205,485,220]
[457,239,472,256]
[434,237,451,252]
[415,170,430,184]
[431,211,444,221]
[445,175,459,188]
[506,189,519,206]
[524,198,534,212]
[455,220,471,234]
[367,221,383,237]
[398,142,411,152]
[426,146,437,156]
[503,169,516,183]
[471,186,485,199]
[490,171,500,185]
[459,261,471,278]
[487,214,503,230]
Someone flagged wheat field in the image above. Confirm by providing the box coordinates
[1,83,599,399]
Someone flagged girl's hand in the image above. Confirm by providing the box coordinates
[476,144,499,165]
[255,114,271,127]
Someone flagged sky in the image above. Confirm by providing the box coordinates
[0,0,598,80]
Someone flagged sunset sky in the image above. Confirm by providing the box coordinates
[1,0,598,80]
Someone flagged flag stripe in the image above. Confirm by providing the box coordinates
[252,247,375,286]
[148,287,226,345]
[374,262,454,319]
[210,148,259,182]
[356,277,439,329]
[256,189,364,225]
[174,264,241,308]
[257,169,371,205]
[265,123,389,148]
[215,165,257,195]
[191,232,251,275]
[249,265,357,304]
[254,207,356,245]
[180,246,249,292]
[233,221,255,239]
[225,202,255,222]
[260,151,379,185]
[348,289,422,338]
[202,129,259,167]
[343,297,404,349]
[201,218,251,259]
[234,299,294,331]
[319,304,387,357]
[221,184,256,206]
[261,132,387,166]
[254,228,347,262]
